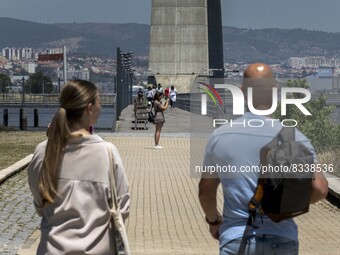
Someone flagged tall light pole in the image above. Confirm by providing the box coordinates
[121,51,133,104]
[116,47,123,120]
[63,46,67,84]
[21,77,25,107]
[116,48,134,120]
[58,78,61,93]
[20,76,27,130]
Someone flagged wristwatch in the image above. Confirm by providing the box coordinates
[205,215,222,226]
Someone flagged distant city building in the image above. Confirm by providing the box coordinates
[57,68,90,81]
[22,62,36,74]
[2,47,34,61]
[288,56,340,69]
[303,67,336,92]
[317,66,333,78]
[47,47,63,54]
[288,57,306,69]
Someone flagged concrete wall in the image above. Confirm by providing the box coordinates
[149,0,210,92]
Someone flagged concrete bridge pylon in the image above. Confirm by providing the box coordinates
[149,0,224,92]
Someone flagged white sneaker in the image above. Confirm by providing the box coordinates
[154,145,163,149]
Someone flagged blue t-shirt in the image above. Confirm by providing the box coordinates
[203,112,316,248]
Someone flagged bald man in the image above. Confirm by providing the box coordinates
[242,62,277,111]
[198,63,328,255]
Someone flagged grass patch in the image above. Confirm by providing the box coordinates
[318,149,340,178]
[0,125,16,131]
[0,131,46,170]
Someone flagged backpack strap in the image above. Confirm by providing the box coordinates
[278,126,295,143]
[237,223,252,255]
[238,177,266,255]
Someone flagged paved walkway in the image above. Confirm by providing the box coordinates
[12,105,340,254]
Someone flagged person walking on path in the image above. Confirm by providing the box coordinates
[147,85,157,108]
[198,63,328,255]
[157,83,163,93]
[27,80,130,254]
[153,91,169,149]
[169,85,177,108]
[164,86,170,99]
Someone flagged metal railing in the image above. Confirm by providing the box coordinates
[0,93,117,131]
[0,93,116,106]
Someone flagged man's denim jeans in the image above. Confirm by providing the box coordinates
[220,235,299,255]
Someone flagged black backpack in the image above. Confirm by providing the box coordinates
[238,127,314,254]
[148,110,155,123]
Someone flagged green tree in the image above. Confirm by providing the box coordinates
[274,79,339,152]
[36,65,58,80]
[0,73,12,93]
[26,71,54,94]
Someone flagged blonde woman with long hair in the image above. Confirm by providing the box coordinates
[28,80,130,254]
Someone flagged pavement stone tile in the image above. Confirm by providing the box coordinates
[10,106,340,254]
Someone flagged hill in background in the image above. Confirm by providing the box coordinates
[0,18,149,57]
[223,27,340,63]
[1,18,340,63]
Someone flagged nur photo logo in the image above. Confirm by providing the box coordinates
[196,81,313,128]
[197,82,223,115]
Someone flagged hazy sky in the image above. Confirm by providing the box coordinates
[1,0,340,32]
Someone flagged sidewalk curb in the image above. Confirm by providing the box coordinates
[17,229,40,255]
[325,173,340,200]
[0,154,33,184]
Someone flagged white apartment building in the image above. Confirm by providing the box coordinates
[2,47,34,60]
[288,56,340,69]
[50,48,62,54]
[21,62,36,74]
[288,57,306,69]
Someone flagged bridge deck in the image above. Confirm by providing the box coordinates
[11,105,340,255]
